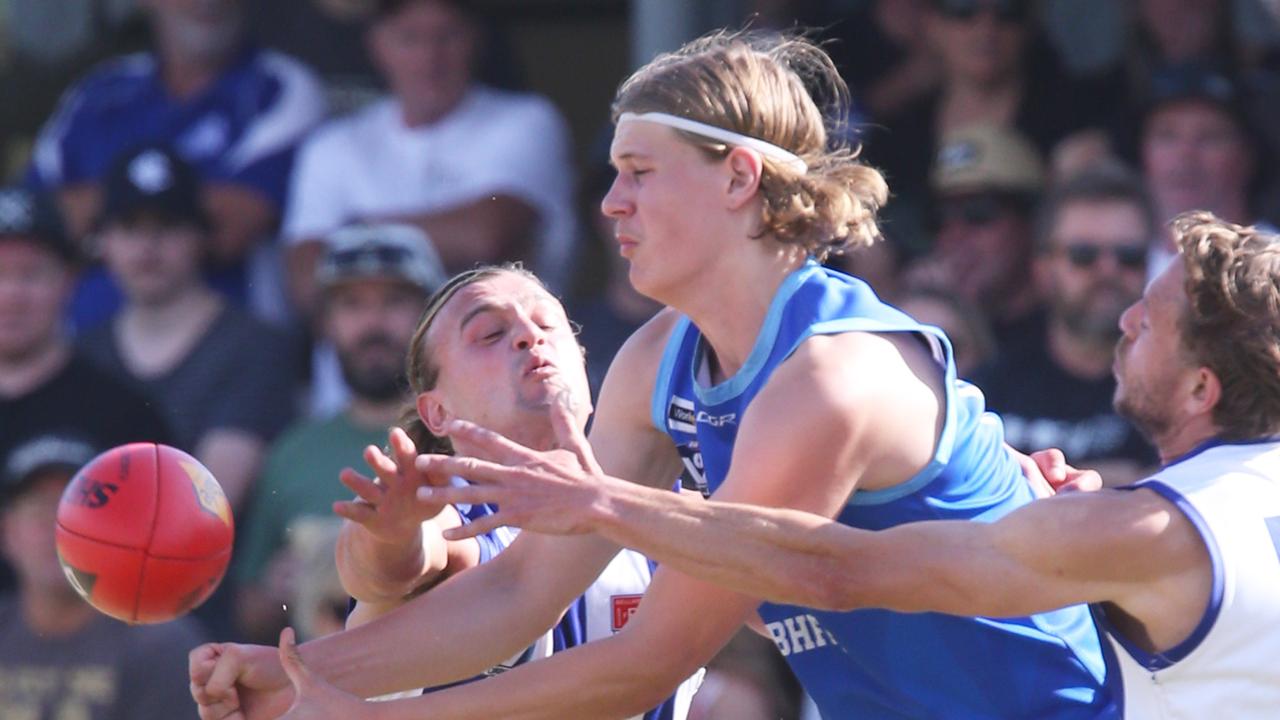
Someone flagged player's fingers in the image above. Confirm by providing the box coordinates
[412,453,456,488]
[425,454,519,487]
[332,499,377,525]
[189,645,219,684]
[445,420,532,465]
[278,627,312,690]
[389,427,421,481]
[339,468,383,504]
[1060,469,1104,494]
[548,394,597,470]
[417,483,499,508]
[1033,448,1068,485]
[443,511,509,541]
[363,445,401,487]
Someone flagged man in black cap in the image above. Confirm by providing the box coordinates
[0,432,207,719]
[0,184,172,593]
[77,144,297,516]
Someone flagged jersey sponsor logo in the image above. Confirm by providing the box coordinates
[676,442,709,498]
[667,395,697,434]
[765,613,839,657]
[696,411,736,427]
[612,594,644,632]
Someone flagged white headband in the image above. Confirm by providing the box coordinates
[618,112,808,174]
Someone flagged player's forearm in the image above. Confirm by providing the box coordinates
[588,481,859,608]
[306,541,582,698]
[372,633,681,720]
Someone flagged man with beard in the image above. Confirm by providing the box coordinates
[425,211,1280,719]
[233,223,444,643]
[973,165,1158,485]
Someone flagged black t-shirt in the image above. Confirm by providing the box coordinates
[970,320,1157,467]
[0,353,172,593]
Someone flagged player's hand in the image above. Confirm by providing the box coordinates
[278,628,370,719]
[190,641,292,720]
[416,393,614,539]
[334,427,451,544]
[1012,446,1103,497]
[1030,448,1103,494]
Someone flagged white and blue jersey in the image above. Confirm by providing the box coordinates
[652,262,1116,719]
[25,45,326,326]
[459,494,701,720]
[1096,439,1280,719]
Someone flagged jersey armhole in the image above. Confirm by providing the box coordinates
[1095,481,1226,670]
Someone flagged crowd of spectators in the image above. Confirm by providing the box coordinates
[1,1,1278,718]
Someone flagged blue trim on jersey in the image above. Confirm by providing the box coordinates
[1097,481,1225,671]
[652,315,692,433]
[1160,435,1280,469]
[691,262,810,406]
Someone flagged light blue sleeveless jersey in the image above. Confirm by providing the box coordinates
[651,262,1117,719]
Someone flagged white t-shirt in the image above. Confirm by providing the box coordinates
[284,85,578,289]
[1097,440,1280,719]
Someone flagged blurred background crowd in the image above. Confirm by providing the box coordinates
[2,0,1279,718]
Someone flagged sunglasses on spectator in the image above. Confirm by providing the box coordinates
[934,0,1029,22]
[328,244,411,269]
[935,195,1018,228]
[1057,243,1147,270]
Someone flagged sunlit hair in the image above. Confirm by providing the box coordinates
[612,29,888,261]
[398,264,545,454]
[1172,211,1280,439]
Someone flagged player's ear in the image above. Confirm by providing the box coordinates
[418,391,452,437]
[1187,365,1222,419]
[724,147,763,210]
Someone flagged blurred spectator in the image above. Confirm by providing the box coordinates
[282,0,577,319]
[902,123,1044,352]
[861,0,1107,236]
[972,165,1158,485]
[895,288,995,377]
[0,184,171,594]
[76,145,296,513]
[26,0,328,326]
[808,0,942,120]
[234,223,441,642]
[286,516,350,641]
[1137,63,1276,273]
[0,432,206,720]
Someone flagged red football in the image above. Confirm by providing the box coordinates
[54,443,234,624]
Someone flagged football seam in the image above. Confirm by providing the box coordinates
[56,522,234,561]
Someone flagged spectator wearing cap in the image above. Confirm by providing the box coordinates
[971,165,1158,486]
[1137,63,1278,273]
[234,222,442,643]
[76,144,296,515]
[0,433,206,720]
[281,0,577,319]
[0,184,172,594]
[902,123,1046,352]
[25,0,327,325]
